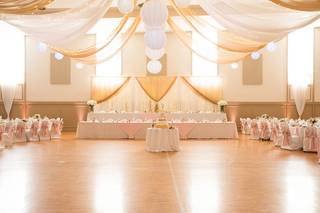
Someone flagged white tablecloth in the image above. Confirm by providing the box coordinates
[76,121,238,140]
[87,112,227,122]
[146,128,180,152]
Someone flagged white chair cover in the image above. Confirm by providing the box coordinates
[303,126,318,152]
[27,120,40,142]
[14,120,27,143]
[250,119,260,140]
[39,119,51,141]
[280,123,301,150]
[50,118,63,139]
[260,120,271,140]
[2,121,14,147]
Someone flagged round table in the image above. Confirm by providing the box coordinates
[146,127,180,152]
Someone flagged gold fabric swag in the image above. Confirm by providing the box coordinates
[92,76,223,105]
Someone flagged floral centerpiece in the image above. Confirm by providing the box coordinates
[32,114,41,120]
[87,100,97,112]
[217,100,228,112]
[260,114,270,119]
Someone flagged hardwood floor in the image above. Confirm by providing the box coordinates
[0,133,319,213]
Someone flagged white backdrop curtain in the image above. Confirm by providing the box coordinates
[292,84,308,118]
[1,0,113,46]
[198,0,320,42]
[1,84,16,119]
[95,77,218,112]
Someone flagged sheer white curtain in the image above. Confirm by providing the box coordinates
[292,85,308,118]
[95,77,218,112]
[198,0,320,42]
[1,84,16,119]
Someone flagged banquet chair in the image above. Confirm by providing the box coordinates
[240,118,251,135]
[27,120,40,142]
[303,126,319,152]
[39,119,52,141]
[50,118,63,140]
[280,123,300,150]
[249,119,260,140]
[0,122,6,149]
[2,121,14,147]
[14,120,27,143]
[272,122,283,147]
[260,120,271,141]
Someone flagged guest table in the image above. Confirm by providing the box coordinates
[145,128,180,152]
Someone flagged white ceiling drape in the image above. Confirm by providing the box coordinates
[197,0,320,42]
[1,0,113,46]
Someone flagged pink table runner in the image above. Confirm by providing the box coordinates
[117,123,143,139]
[173,123,196,139]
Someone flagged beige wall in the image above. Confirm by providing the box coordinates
[25,36,95,102]
[220,38,287,102]
[122,33,191,76]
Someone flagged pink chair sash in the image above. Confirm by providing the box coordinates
[40,122,49,137]
[282,127,291,146]
[251,122,260,137]
[30,123,39,137]
[16,125,25,138]
[305,127,318,150]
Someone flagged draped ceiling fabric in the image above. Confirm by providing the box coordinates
[269,0,320,11]
[136,76,177,102]
[198,0,320,42]
[1,0,114,46]
[182,77,222,104]
[91,77,130,103]
[0,0,53,13]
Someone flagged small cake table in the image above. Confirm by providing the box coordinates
[145,128,180,152]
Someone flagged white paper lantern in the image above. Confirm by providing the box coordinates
[141,0,168,28]
[230,62,239,70]
[266,42,277,52]
[145,47,165,60]
[175,0,191,7]
[144,30,167,49]
[117,0,134,14]
[37,42,48,53]
[251,52,261,60]
[54,52,64,60]
[75,62,84,70]
[147,60,162,74]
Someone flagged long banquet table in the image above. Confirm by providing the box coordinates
[87,112,227,122]
[76,121,238,140]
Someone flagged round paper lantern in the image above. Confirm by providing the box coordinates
[230,62,239,70]
[117,0,134,14]
[266,42,277,52]
[145,47,165,60]
[251,52,261,60]
[54,52,64,60]
[37,42,47,53]
[144,30,167,49]
[141,0,168,28]
[175,0,191,7]
[75,62,84,70]
[147,60,162,74]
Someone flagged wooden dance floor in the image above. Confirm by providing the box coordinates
[0,133,319,213]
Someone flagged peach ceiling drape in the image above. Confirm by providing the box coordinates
[0,0,53,13]
[269,0,320,11]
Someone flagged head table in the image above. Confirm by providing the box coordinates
[87,112,227,123]
[76,121,238,140]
